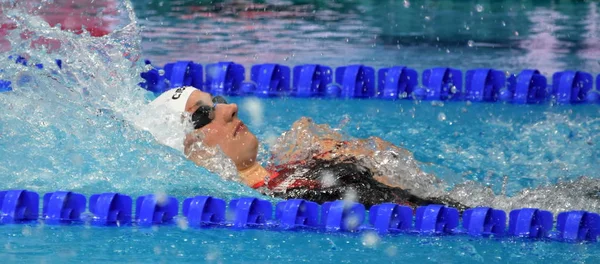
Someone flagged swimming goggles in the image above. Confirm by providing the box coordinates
[191,95,228,129]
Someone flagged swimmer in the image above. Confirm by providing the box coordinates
[147,86,468,210]
[147,86,600,214]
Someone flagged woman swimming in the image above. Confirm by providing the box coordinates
[147,86,600,214]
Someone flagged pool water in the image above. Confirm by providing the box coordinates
[0,0,599,263]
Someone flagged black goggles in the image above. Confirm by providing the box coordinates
[191,95,228,129]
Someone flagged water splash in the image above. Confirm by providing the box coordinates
[0,2,252,199]
[267,114,600,215]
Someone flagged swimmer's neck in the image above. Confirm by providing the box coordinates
[238,162,269,188]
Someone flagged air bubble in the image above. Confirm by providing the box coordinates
[438,112,446,121]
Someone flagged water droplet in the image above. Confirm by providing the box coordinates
[320,171,336,188]
[345,215,361,230]
[343,188,358,205]
[450,85,458,94]
[467,40,474,47]
[176,217,189,230]
[242,97,264,126]
[361,232,381,248]
[154,190,167,206]
[475,4,484,12]
[502,21,506,27]
[403,0,410,8]
[21,226,32,237]
[385,245,398,256]
[424,16,430,21]
[438,112,446,121]
[514,31,519,36]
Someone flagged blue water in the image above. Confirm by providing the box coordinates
[1,0,600,263]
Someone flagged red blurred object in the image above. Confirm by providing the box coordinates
[0,0,119,52]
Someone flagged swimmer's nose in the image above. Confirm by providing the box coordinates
[217,103,238,122]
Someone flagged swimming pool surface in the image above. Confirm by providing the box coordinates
[1,0,599,263]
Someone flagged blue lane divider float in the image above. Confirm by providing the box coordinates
[0,67,11,92]
[0,190,39,223]
[139,60,166,95]
[42,191,86,224]
[462,207,506,237]
[336,64,376,98]
[378,66,418,100]
[368,203,413,234]
[250,63,291,97]
[3,56,600,105]
[508,208,553,238]
[291,64,333,97]
[1,189,600,243]
[182,195,226,227]
[163,60,203,91]
[89,193,132,226]
[205,62,245,96]
[0,79,11,92]
[465,68,505,102]
[415,67,463,101]
[140,60,203,95]
[228,197,273,228]
[321,200,366,232]
[135,194,179,226]
[556,211,600,242]
[415,204,459,234]
[275,199,319,229]
[504,69,547,104]
[552,71,595,104]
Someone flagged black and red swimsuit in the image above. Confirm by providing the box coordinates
[252,155,468,211]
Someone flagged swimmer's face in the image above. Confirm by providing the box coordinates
[185,90,259,170]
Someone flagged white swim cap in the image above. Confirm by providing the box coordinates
[148,86,199,113]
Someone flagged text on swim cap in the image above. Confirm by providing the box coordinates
[172,87,187,100]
